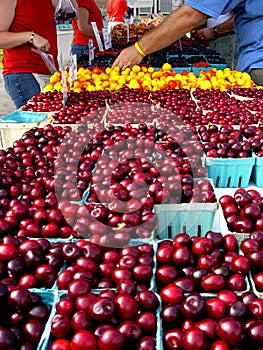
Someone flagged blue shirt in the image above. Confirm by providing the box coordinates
[184,0,263,72]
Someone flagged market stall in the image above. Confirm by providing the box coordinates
[1,20,263,350]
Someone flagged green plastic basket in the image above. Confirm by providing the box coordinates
[205,155,255,188]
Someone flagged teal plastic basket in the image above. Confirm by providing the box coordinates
[0,110,47,123]
[34,289,59,350]
[154,202,218,239]
[43,289,161,349]
[172,67,191,74]
[210,63,228,70]
[191,66,211,75]
[0,111,50,149]
[205,155,255,188]
[252,156,263,187]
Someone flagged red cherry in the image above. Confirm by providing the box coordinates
[183,327,207,350]
[160,284,184,304]
[98,328,126,350]
[70,330,97,350]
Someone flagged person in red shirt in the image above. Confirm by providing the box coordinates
[72,0,103,61]
[106,0,128,33]
[0,0,78,109]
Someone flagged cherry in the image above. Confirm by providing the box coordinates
[51,313,71,339]
[183,327,207,350]
[163,329,184,350]
[114,294,138,320]
[181,293,205,319]
[23,319,44,344]
[160,284,184,304]
[217,317,244,345]
[156,266,179,285]
[98,328,126,350]
[70,330,97,350]
[206,297,226,319]
[89,297,115,322]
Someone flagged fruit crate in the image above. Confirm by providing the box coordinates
[0,111,52,149]
[210,63,228,70]
[42,289,161,350]
[218,204,250,241]
[50,122,98,130]
[252,156,263,187]
[205,155,255,188]
[157,293,216,350]
[157,290,258,350]
[191,66,212,75]
[154,201,218,239]
[33,289,59,350]
[57,238,157,292]
[248,272,263,297]
[156,238,252,295]
[172,67,191,74]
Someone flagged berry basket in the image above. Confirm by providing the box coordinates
[154,201,218,239]
[252,156,263,187]
[219,204,250,241]
[42,289,161,350]
[158,290,259,350]
[249,272,263,298]
[56,238,157,292]
[34,289,59,350]
[205,155,255,188]
[0,111,52,149]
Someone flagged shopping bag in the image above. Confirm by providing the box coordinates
[31,48,57,74]
[54,0,77,23]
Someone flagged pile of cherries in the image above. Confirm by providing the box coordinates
[156,231,249,295]
[162,288,263,350]
[54,7,77,24]
[198,124,252,158]
[50,286,159,350]
[0,283,52,349]
[18,82,263,127]
[158,231,263,350]
[57,241,155,290]
[0,237,66,289]
[219,188,263,234]
[239,230,263,294]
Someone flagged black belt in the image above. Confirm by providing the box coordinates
[214,31,236,39]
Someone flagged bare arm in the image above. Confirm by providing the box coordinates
[0,0,57,51]
[0,0,32,48]
[112,5,207,69]
[77,7,96,37]
[193,15,235,42]
[214,16,234,35]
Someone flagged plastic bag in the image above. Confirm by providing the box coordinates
[54,0,77,24]
[31,48,57,74]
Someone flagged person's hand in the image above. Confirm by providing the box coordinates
[112,44,144,70]
[32,33,50,52]
[193,27,214,41]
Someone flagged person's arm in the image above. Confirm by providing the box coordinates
[112,4,207,69]
[0,0,51,51]
[192,27,214,42]
[0,0,31,48]
[194,15,235,42]
[212,16,234,35]
[77,6,96,37]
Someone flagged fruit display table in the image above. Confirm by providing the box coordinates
[1,35,263,349]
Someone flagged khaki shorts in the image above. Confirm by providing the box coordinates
[33,73,51,91]
[249,69,263,86]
